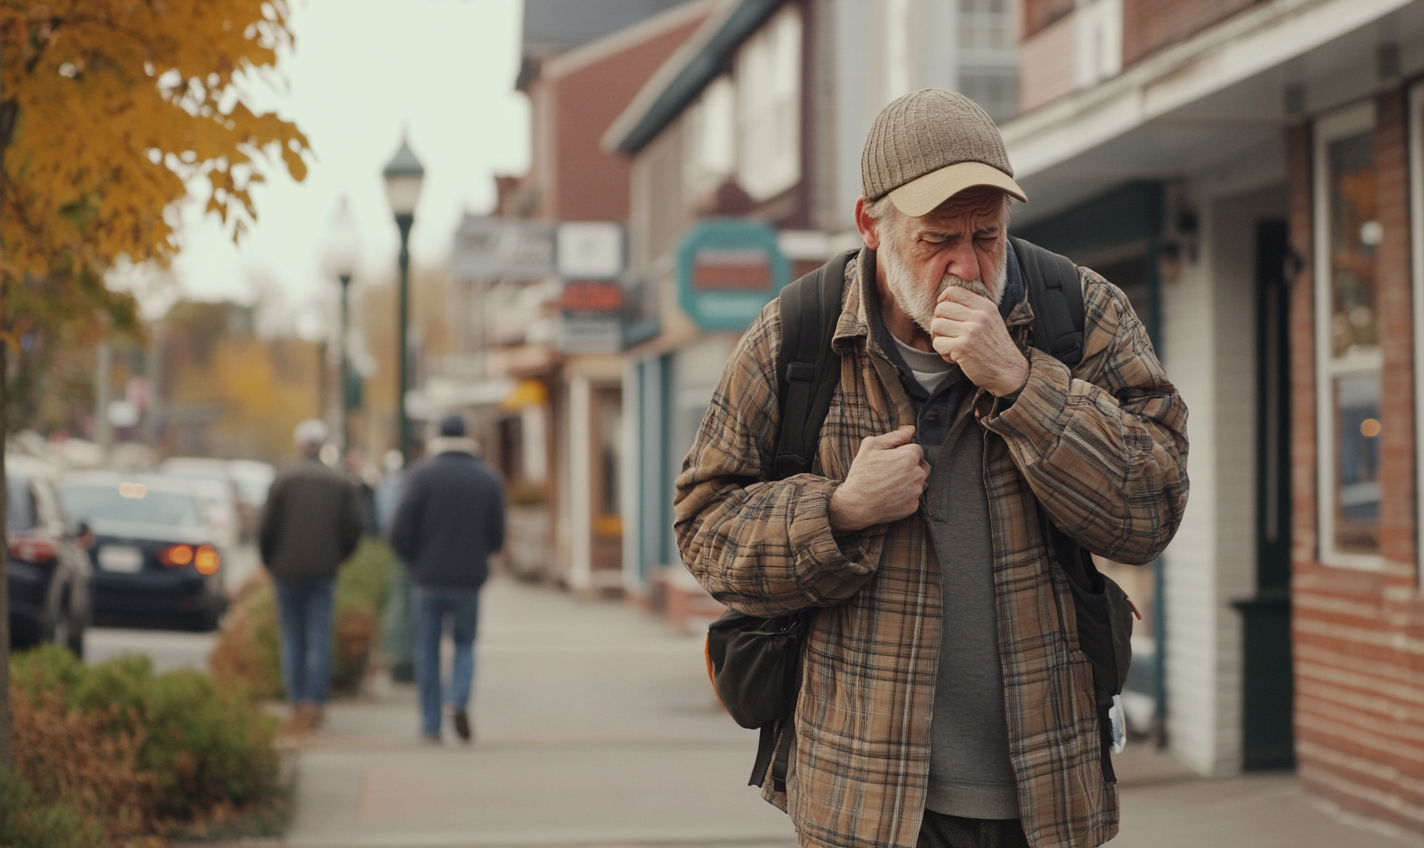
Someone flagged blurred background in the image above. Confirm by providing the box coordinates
[5,0,1424,846]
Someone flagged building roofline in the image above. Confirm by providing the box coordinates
[1000,0,1414,180]
[601,0,785,156]
[542,0,718,82]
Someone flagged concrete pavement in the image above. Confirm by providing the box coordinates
[278,576,1422,848]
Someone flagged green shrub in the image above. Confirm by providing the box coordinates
[0,768,104,848]
[10,643,283,840]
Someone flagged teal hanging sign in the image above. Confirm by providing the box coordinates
[677,220,790,332]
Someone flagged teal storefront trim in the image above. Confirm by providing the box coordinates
[677,219,791,333]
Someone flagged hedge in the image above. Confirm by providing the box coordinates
[5,644,285,846]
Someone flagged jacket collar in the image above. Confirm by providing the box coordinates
[426,436,478,457]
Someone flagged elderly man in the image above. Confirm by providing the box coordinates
[259,419,363,732]
[674,90,1188,848]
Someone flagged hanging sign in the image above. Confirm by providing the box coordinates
[676,219,789,332]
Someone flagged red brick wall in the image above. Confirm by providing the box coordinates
[1121,0,1265,67]
[1021,0,1074,40]
[541,17,705,222]
[1289,89,1424,835]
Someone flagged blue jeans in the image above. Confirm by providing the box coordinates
[411,584,481,736]
[274,579,335,705]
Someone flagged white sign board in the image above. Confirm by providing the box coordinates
[556,222,624,279]
[451,215,556,279]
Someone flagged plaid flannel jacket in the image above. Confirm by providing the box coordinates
[673,249,1189,848]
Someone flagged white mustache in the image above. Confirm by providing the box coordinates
[940,275,992,301]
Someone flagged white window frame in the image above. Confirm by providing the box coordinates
[1411,82,1424,579]
[1074,0,1122,90]
[1314,101,1383,570]
[735,5,801,202]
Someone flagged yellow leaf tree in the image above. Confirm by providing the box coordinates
[0,0,310,769]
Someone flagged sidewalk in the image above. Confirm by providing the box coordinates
[274,576,1421,848]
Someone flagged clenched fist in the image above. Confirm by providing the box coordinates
[929,285,1028,397]
[828,425,931,533]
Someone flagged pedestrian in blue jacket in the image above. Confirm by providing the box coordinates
[389,414,506,743]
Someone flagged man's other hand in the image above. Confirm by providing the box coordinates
[827,425,930,533]
[930,285,1029,397]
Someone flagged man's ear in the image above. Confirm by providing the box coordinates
[854,197,882,250]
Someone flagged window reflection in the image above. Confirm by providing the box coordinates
[1328,131,1378,358]
[1334,373,1381,553]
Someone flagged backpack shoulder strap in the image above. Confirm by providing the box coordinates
[1011,236,1085,367]
[773,249,856,481]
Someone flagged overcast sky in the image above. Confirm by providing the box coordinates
[153,0,529,328]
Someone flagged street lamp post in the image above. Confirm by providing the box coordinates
[382,137,425,465]
[325,197,360,451]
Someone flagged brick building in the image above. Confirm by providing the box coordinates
[1003,0,1424,833]
[444,0,710,591]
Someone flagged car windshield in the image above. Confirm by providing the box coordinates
[60,484,203,527]
[6,476,35,531]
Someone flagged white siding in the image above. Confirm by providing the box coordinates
[1162,183,1285,775]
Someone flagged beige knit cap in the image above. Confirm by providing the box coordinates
[861,89,1027,217]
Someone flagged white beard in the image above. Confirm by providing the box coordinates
[878,238,1009,335]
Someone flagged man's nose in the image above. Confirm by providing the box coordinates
[944,241,981,282]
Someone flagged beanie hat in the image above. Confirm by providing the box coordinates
[438,414,467,438]
[861,89,1027,217]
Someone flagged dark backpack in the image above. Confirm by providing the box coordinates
[706,238,1137,791]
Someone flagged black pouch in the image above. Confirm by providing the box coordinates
[705,608,809,730]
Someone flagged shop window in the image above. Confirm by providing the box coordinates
[1314,103,1382,569]
[959,0,1014,51]
[960,65,1019,123]
[736,6,801,201]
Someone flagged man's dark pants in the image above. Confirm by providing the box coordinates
[917,812,1030,848]
[411,584,481,737]
[273,578,336,706]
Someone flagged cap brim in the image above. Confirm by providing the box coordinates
[887,161,1028,218]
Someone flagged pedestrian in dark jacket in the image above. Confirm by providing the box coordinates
[258,419,363,731]
[389,413,506,743]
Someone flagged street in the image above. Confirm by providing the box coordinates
[83,541,259,674]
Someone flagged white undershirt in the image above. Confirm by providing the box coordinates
[890,332,956,395]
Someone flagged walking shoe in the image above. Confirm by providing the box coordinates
[420,731,441,745]
[452,708,472,743]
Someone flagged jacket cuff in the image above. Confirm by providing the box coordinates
[786,478,877,600]
[981,348,1073,454]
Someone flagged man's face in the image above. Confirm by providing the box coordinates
[876,188,1009,335]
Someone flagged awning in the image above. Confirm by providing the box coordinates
[500,378,549,412]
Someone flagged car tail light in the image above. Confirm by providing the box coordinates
[159,544,194,567]
[194,545,220,575]
[8,535,57,564]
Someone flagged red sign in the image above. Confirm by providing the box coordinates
[560,280,623,313]
[691,248,774,291]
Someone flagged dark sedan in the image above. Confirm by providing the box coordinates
[8,456,92,655]
[59,473,227,631]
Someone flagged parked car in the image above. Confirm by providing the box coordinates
[7,456,92,655]
[59,472,227,631]
[227,459,275,511]
[160,456,255,542]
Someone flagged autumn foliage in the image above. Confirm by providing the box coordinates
[0,0,310,285]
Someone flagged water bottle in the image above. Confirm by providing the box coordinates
[1109,694,1127,754]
